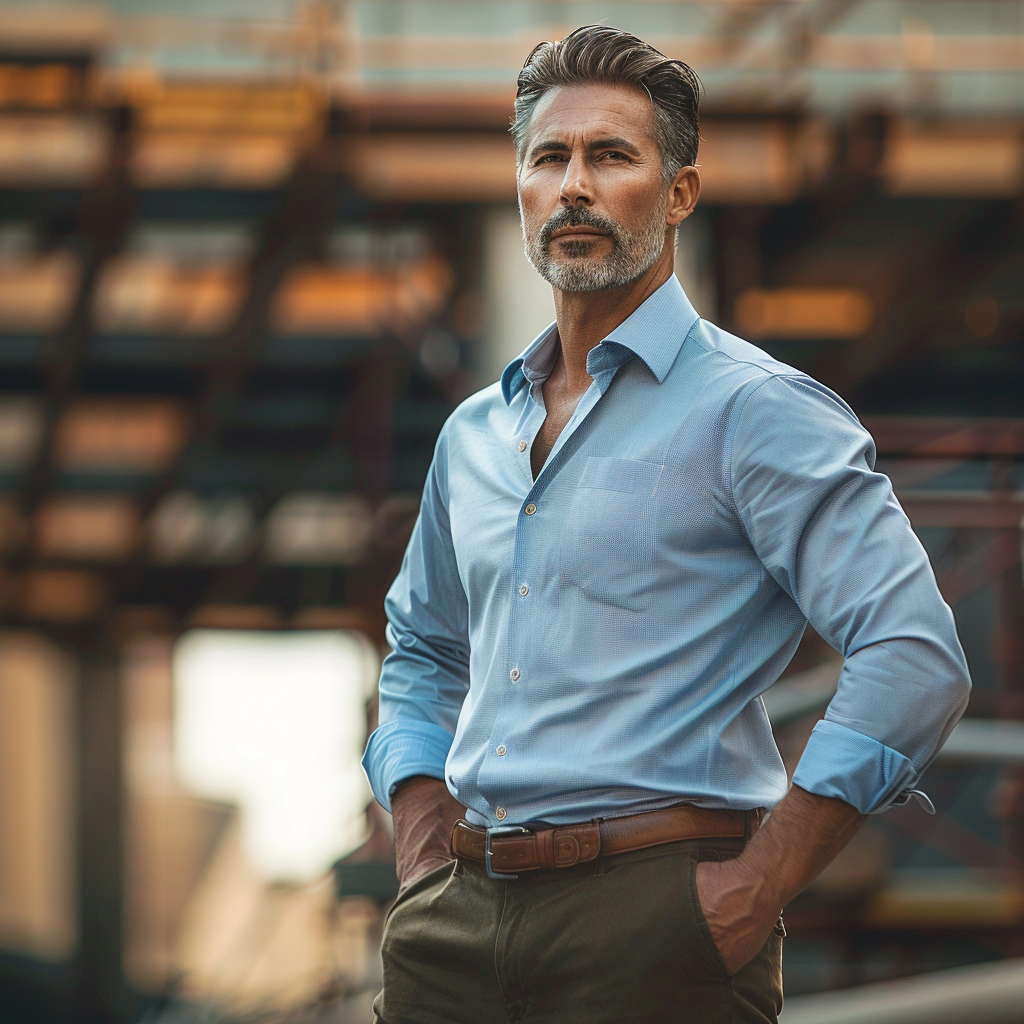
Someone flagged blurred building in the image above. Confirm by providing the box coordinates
[1,2,1024,1022]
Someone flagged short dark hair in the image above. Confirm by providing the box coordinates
[512,25,701,181]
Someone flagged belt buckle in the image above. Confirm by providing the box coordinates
[485,825,530,880]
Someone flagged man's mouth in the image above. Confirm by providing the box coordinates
[551,228,609,243]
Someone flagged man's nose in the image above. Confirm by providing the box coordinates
[559,152,592,207]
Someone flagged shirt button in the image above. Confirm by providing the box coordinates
[496,744,507,756]
[517,440,527,452]
[509,667,520,682]
[518,583,529,596]
[496,807,507,820]
[524,503,537,515]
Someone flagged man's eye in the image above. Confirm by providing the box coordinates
[537,154,564,164]
[603,151,627,161]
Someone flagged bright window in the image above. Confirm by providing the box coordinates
[172,629,378,883]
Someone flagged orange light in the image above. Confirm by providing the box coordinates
[882,122,1024,197]
[93,258,245,335]
[734,288,874,340]
[54,400,189,472]
[23,569,106,620]
[964,295,999,339]
[35,495,140,561]
[348,134,517,201]
[0,252,80,331]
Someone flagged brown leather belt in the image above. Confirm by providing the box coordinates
[451,805,760,879]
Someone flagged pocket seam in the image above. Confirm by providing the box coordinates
[576,456,664,496]
[687,855,733,980]
[383,858,456,925]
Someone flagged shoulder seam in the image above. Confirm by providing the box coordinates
[690,320,813,381]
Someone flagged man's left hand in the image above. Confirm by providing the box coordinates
[693,787,866,975]
[694,857,778,975]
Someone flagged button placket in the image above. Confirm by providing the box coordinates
[487,374,606,826]
[496,406,544,826]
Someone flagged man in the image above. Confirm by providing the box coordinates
[362,24,970,1024]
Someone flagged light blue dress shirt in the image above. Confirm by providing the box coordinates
[362,275,970,827]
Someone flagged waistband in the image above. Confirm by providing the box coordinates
[451,804,762,880]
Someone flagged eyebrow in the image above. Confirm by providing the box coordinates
[529,136,644,158]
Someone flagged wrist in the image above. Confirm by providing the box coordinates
[728,850,782,917]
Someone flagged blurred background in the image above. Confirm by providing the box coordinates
[1,1,1024,1022]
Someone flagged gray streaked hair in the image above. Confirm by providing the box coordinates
[512,25,702,182]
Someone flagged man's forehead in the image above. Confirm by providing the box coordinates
[525,83,656,146]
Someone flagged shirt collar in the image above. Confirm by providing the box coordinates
[500,275,699,405]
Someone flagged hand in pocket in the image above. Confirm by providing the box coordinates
[694,858,781,975]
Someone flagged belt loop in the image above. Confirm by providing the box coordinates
[746,808,764,840]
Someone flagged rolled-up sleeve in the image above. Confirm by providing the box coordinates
[730,375,971,813]
[361,426,470,811]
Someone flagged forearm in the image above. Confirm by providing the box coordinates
[391,775,466,889]
[695,785,864,973]
[733,784,864,911]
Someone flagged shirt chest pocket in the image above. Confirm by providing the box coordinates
[560,457,664,612]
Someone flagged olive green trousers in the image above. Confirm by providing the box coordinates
[373,837,784,1024]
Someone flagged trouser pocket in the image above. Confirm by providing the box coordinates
[685,851,733,979]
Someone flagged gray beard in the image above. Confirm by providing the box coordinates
[522,205,667,293]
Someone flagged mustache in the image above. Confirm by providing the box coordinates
[539,207,621,246]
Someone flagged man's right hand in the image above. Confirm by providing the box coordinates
[391,775,467,890]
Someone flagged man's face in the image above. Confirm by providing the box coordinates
[517,83,672,293]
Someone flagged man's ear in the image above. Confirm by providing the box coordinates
[667,165,700,226]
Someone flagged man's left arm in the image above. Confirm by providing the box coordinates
[699,374,971,973]
[697,785,862,973]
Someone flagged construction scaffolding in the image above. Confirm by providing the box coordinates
[1,2,1024,1021]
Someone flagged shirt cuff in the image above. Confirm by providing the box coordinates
[792,719,919,814]
[361,718,454,813]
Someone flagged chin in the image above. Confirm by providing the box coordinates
[544,267,625,292]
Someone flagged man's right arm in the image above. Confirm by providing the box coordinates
[391,776,466,889]
[362,429,471,882]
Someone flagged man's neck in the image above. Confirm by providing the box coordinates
[550,243,675,391]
